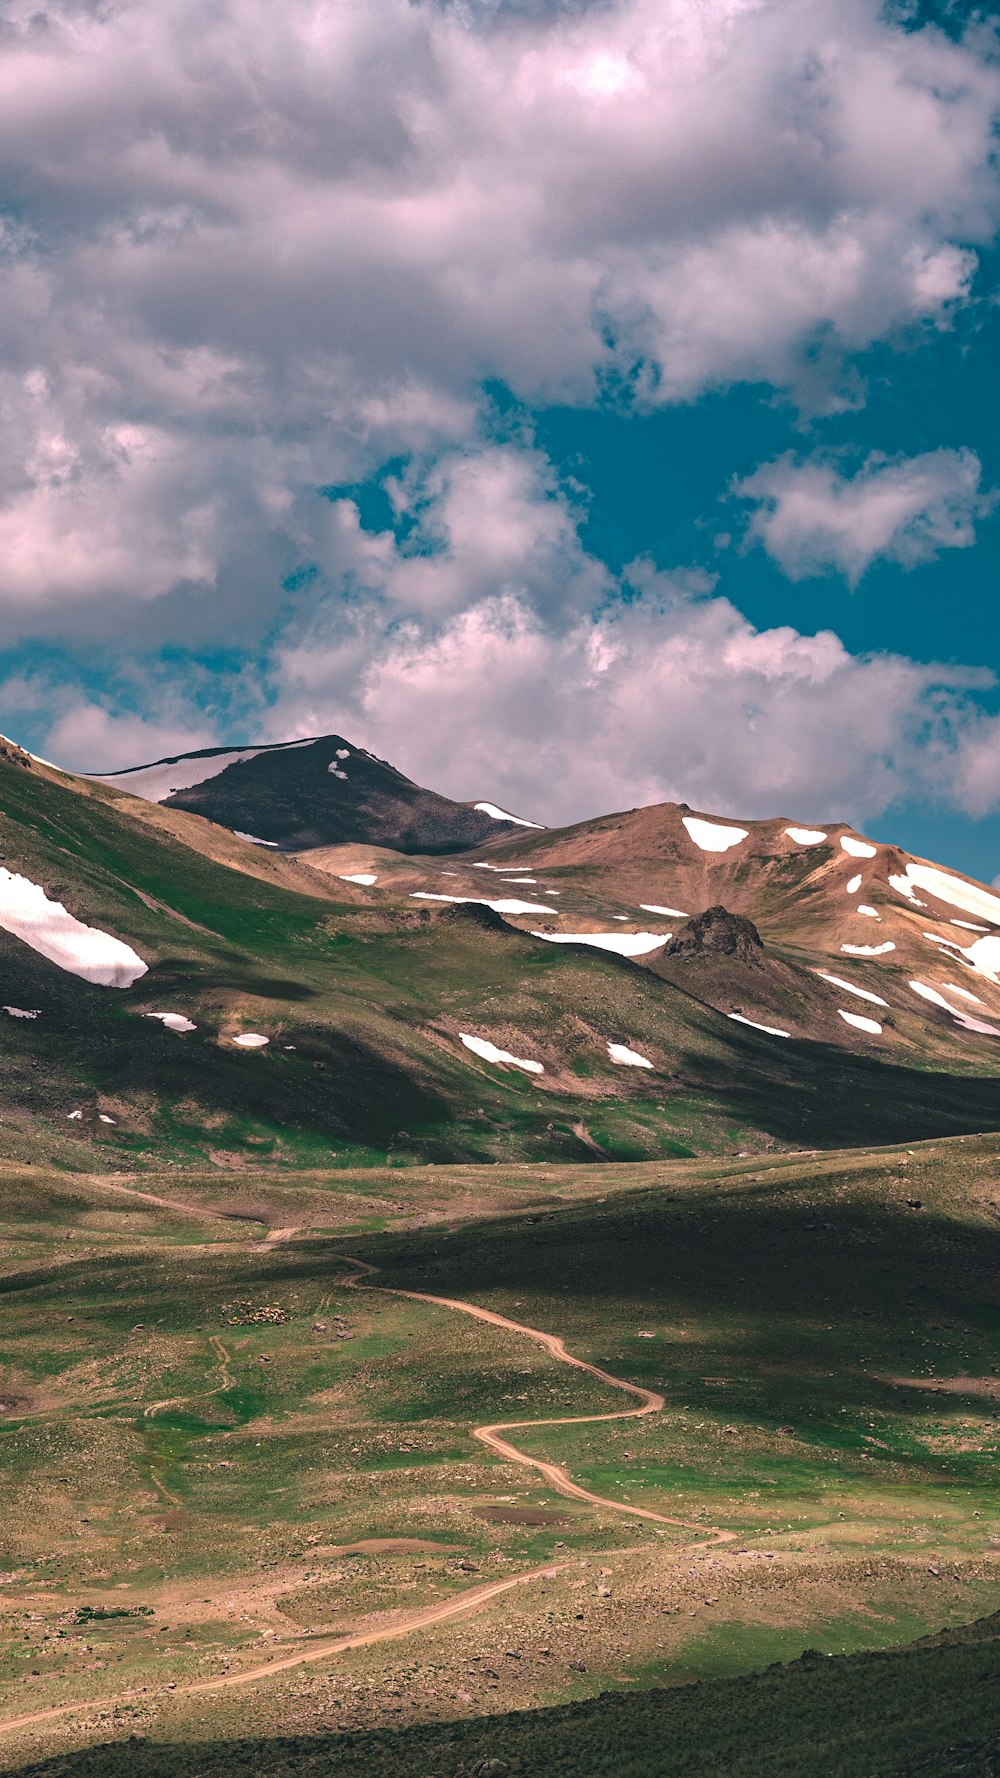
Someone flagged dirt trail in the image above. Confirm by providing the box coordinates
[0,1566,560,1737]
[209,1335,233,1392]
[0,1245,732,1739]
[342,1261,732,1545]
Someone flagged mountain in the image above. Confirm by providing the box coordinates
[87,734,543,854]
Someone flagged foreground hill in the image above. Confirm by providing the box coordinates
[87,735,542,855]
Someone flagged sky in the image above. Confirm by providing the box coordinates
[3,0,1000,877]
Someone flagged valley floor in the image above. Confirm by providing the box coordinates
[0,1140,998,1772]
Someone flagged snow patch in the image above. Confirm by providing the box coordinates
[944,982,983,1004]
[235,831,279,848]
[329,766,348,779]
[682,816,749,853]
[67,1109,82,1120]
[473,801,544,830]
[640,903,689,918]
[339,873,378,885]
[784,826,827,845]
[840,836,877,858]
[951,919,989,931]
[889,862,1000,925]
[962,936,1000,981]
[412,892,553,916]
[846,874,862,895]
[607,1041,653,1068]
[335,748,350,759]
[99,1114,116,1125]
[889,872,926,907]
[2,1005,39,1018]
[908,979,1000,1036]
[231,1033,269,1048]
[814,972,888,1007]
[728,1013,790,1038]
[841,941,895,956]
[530,930,670,957]
[0,868,147,987]
[459,1033,543,1073]
[500,876,537,884]
[839,1009,882,1035]
[145,1012,197,1034]
[856,905,880,919]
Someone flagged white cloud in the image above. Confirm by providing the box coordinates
[261,445,999,827]
[735,448,995,585]
[0,0,996,618]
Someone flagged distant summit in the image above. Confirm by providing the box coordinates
[88,735,544,855]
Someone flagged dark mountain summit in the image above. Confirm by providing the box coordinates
[88,734,541,855]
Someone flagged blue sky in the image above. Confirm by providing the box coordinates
[2,0,1000,878]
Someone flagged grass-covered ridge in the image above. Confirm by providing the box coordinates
[2,757,1000,1171]
[0,1138,997,1768]
[9,1609,1000,1778]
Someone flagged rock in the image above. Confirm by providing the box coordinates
[665,905,765,967]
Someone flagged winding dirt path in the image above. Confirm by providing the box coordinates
[343,1260,732,1545]
[0,1246,731,1740]
[0,1565,562,1738]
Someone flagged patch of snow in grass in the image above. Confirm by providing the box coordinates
[235,831,279,848]
[784,827,827,844]
[500,876,537,884]
[335,748,350,759]
[0,868,147,987]
[839,1009,882,1034]
[727,1013,790,1038]
[339,873,378,885]
[841,941,895,956]
[145,1012,197,1034]
[231,1033,269,1048]
[328,766,348,779]
[459,1033,543,1073]
[682,816,749,852]
[473,801,544,829]
[890,863,1000,925]
[530,930,670,957]
[544,890,560,895]
[67,1109,82,1120]
[412,892,554,916]
[944,982,983,1004]
[814,972,888,1006]
[856,905,880,919]
[640,904,689,917]
[2,1005,39,1018]
[470,863,501,870]
[846,874,863,894]
[612,915,629,921]
[607,1041,653,1068]
[923,931,963,951]
[840,836,877,858]
[951,919,989,931]
[99,1114,116,1125]
[908,979,1000,1036]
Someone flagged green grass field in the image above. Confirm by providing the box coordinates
[0,1136,997,1771]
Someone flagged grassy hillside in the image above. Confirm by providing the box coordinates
[0,1137,996,1768]
[11,1610,1000,1778]
[2,755,1000,1169]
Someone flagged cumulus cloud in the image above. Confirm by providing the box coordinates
[266,450,997,827]
[735,447,995,585]
[0,0,996,622]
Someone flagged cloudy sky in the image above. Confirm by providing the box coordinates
[3,0,1000,873]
